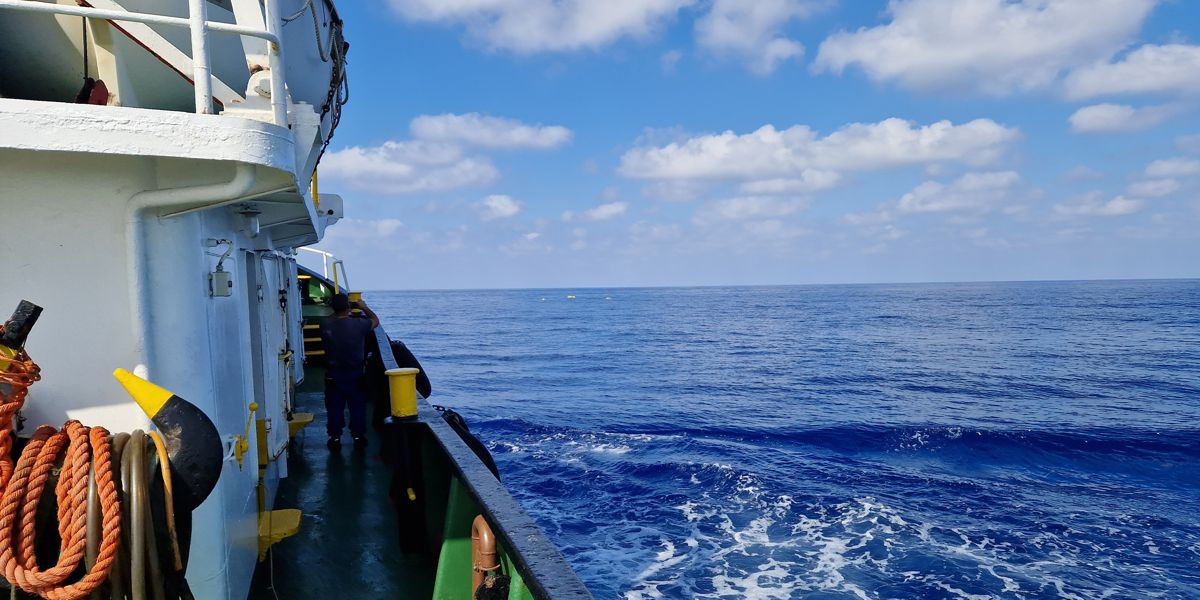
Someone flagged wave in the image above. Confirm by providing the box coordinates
[472,416,1200,462]
[473,415,1199,599]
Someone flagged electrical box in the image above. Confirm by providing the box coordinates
[210,270,233,297]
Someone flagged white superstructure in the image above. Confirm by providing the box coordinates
[0,1,347,597]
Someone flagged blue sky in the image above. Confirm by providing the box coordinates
[307,0,1200,290]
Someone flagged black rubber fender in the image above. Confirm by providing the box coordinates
[390,340,432,399]
[436,407,499,480]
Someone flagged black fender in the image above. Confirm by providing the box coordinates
[436,407,499,480]
[390,340,431,399]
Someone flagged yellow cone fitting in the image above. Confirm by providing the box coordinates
[113,368,224,511]
[114,368,173,419]
[386,368,421,419]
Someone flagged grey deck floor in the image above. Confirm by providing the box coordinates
[247,385,434,599]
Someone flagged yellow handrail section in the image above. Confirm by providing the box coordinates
[311,170,320,211]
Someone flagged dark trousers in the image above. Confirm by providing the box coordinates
[325,370,367,438]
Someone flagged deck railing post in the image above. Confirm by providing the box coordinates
[263,0,288,126]
[187,0,212,114]
[1,0,291,123]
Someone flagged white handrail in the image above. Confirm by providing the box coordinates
[298,247,334,279]
[188,0,212,114]
[263,0,288,127]
[0,0,287,124]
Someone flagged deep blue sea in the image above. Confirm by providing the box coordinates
[373,280,1200,599]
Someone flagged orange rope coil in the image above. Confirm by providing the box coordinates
[0,328,122,599]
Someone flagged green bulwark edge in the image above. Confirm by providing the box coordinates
[433,477,534,600]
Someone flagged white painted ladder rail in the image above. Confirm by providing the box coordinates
[0,0,289,126]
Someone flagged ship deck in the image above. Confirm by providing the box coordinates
[244,322,592,599]
[247,374,435,598]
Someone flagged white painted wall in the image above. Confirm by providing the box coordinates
[0,149,152,433]
[0,98,323,600]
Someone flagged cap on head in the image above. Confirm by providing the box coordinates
[331,293,351,313]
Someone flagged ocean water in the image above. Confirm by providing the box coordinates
[372,280,1200,599]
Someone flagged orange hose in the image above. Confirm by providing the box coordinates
[0,329,122,599]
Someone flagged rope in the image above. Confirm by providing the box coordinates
[0,327,121,599]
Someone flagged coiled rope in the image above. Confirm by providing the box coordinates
[0,327,121,599]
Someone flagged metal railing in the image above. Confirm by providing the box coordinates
[0,0,288,125]
[297,247,348,292]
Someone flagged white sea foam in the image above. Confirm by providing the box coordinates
[657,488,1157,599]
[495,425,1183,599]
[588,443,632,455]
[933,582,991,600]
[493,441,524,453]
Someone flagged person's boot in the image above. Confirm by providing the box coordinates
[353,436,368,451]
[327,436,342,450]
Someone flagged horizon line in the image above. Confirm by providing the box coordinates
[356,276,1199,294]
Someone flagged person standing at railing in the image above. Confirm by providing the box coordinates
[319,293,380,451]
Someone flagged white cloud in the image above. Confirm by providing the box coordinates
[1062,165,1105,182]
[601,186,622,202]
[844,207,895,226]
[583,201,629,221]
[846,216,907,247]
[566,201,630,222]
[386,0,694,53]
[1178,134,1200,154]
[1064,44,1200,100]
[813,0,1156,95]
[693,196,809,225]
[500,230,551,255]
[322,113,573,195]
[322,218,405,241]
[844,171,1021,227]
[411,113,573,149]
[620,118,1018,183]
[1146,157,1200,178]
[569,228,588,250]
[1126,179,1180,198]
[628,221,683,244]
[694,0,827,75]
[622,221,685,256]
[660,49,683,72]
[1068,103,1181,133]
[738,172,841,194]
[897,171,1021,214]
[640,180,711,202]
[478,194,523,220]
[321,141,498,194]
[1054,192,1143,217]
[739,219,810,242]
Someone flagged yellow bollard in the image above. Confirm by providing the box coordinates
[386,368,421,418]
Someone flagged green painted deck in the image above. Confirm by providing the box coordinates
[248,382,436,598]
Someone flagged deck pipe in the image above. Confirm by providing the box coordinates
[126,162,256,384]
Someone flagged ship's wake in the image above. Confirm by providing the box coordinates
[475,418,1200,599]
